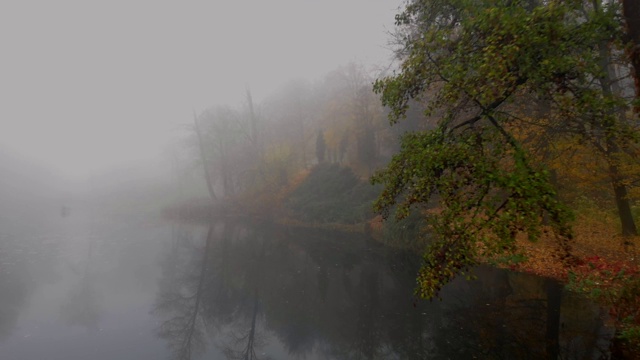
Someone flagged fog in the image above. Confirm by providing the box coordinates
[0,4,403,352]
[0,3,621,358]
[0,0,397,187]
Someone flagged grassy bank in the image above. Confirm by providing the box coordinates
[284,163,381,224]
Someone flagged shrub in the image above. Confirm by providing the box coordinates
[286,164,381,224]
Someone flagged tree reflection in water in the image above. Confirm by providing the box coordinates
[153,220,613,360]
[220,295,270,360]
[60,239,101,330]
[217,233,273,360]
[0,237,33,340]
[153,224,212,359]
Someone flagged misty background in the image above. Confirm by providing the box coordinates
[0,3,400,353]
[0,0,396,180]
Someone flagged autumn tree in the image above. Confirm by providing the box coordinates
[318,63,388,175]
[373,0,639,298]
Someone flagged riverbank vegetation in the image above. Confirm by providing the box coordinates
[371,0,640,353]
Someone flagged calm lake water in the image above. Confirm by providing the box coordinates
[0,210,614,359]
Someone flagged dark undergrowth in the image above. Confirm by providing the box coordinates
[286,163,382,224]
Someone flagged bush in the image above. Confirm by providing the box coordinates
[286,164,381,224]
[566,257,640,350]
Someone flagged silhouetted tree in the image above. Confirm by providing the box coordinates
[315,130,326,164]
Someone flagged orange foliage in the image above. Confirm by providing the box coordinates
[508,112,640,207]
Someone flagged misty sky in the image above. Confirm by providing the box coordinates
[0,0,399,181]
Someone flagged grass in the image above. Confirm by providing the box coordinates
[286,163,381,224]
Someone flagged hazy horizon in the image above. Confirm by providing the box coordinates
[0,0,399,183]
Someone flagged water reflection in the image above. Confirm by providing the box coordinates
[154,225,211,359]
[0,230,63,341]
[153,219,613,360]
[60,240,102,330]
[0,215,170,359]
[0,239,32,340]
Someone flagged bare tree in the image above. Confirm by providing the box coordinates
[193,111,218,202]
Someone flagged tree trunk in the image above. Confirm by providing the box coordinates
[246,87,258,146]
[623,0,640,102]
[596,38,638,237]
[609,157,638,237]
[193,112,218,202]
[245,87,264,181]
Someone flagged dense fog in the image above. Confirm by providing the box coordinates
[0,0,397,210]
[0,1,631,359]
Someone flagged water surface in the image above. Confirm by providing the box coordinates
[0,212,613,359]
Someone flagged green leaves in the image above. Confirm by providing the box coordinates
[372,121,573,297]
[371,0,630,299]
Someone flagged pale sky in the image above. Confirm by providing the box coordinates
[0,0,399,181]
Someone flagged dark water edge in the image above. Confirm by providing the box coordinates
[0,213,617,359]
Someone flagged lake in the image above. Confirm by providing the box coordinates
[0,211,614,359]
